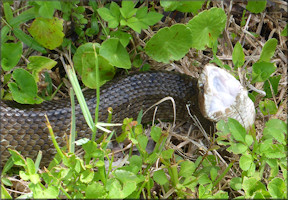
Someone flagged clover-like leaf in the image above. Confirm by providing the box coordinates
[28,17,64,50]
[145,24,192,63]
[8,68,43,104]
[252,61,276,83]
[187,7,227,50]
[1,42,22,71]
[97,2,121,28]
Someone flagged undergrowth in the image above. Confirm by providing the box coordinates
[1,0,287,199]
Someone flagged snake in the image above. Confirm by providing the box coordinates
[0,64,255,166]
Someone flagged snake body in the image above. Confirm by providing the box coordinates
[1,71,214,165]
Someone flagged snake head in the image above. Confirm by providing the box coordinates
[198,64,255,130]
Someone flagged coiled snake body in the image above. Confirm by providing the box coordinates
[0,65,255,166]
[1,71,213,165]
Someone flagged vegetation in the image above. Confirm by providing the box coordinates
[1,0,287,199]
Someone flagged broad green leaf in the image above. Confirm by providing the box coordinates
[28,17,64,50]
[245,135,253,146]
[80,169,94,183]
[137,134,148,151]
[187,7,227,50]
[85,182,106,198]
[198,173,212,185]
[160,1,204,14]
[33,1,61,18]
[73,43,115,88]
[268,177,287,199]
[145,24,192,63]
[8,68,43,104]
[259,38,277,62]
[121,17,144,33]
[230,177,242,191]
[228,118,246,143]
[263,118,287,144]
[1,42,22,71]
[27,56,57,82]
[239,154,253,171]
[242,177,267,197]
[120,1,136,19]
[153,169,168,185]
[251,61,276,83]
[150,126,162,142]
[227,143,248,154]
[246,0,267,14]
[99,38,131,69]
[179,161,195,177]
[110,30,132,47]
[263,144,286,159]
[107,178,137,199]
[210,167,218,181]
[263,75,281,98]
[97,2,120,28]
[259,99,278,115]
[161,149,174,160]
[232,42,245,69]
[129,155,142,172]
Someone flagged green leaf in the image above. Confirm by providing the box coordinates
[227,143,248,154]
[187,7,227,50]
[245,135,253,146]
[99,38,131,69]
[129,155,142,172]
[13,28,47,53]
[161,149,174,160]
[263,118,287,145]
[239,154,253,171]
[268,177,287,199]
[107,178,137,199]
[145,24,192,63]
[230,177,242,191]
[80,169,94,184]
[110,30,132,47]
[34,1,61,19]
[1,42,22,71]
[228,118,246,143]
[263,75,281,98]
[246,0,267,14]
[153,169,168,185]
[120,1,136,19]
[3,2,13,23]
[136,7,161,26]
[259,99,278,115]
[160,1,204,14]
[259,38,277,62]
[281,24,287,36]
[179,160,196,177]
[1,185,12,199]
[27,56,57,82]
[251,61,276,83]
[210,167,218,181]
[8,68,43,104]
[97,2,120,28]
[243,177,269,197]
[86,182,106,198]
[8,149,26,166]
[150,126,162,142]
[198,173,212,185]
[73,43,115,88]
[28,17,64,50]
[137,134,148,151]
[232,42,245,69]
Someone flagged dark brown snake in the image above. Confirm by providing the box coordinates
[0,71,214,166]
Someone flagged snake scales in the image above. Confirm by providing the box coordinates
[1,71,214,166]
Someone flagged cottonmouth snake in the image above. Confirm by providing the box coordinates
[0,64,255,166]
